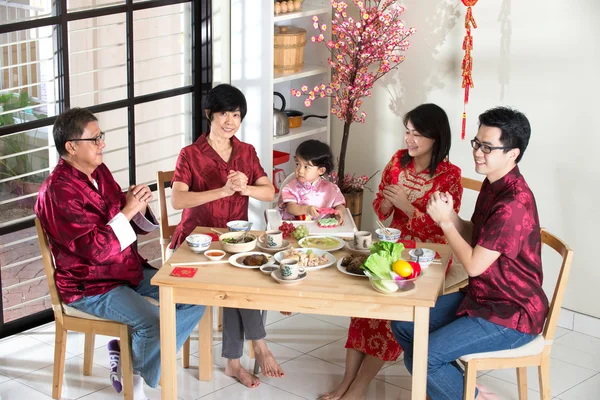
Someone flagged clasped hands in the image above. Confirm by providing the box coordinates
[426,191,453,225]
[124,184,152,217]
[223,170,250,196]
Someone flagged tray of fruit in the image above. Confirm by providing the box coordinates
[265,208,357,239]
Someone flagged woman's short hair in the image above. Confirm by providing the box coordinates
[53,108,98,156]
[295,139,335,174]
[478,106,530,163]
[401,103,452,176]
[205,84,247,121]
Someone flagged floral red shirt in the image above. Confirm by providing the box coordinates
[169,133,267,249]
[373,149,463,243]
[457,166,549,335]
[35,159,152,304]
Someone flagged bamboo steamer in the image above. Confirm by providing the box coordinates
[274,25,306,74]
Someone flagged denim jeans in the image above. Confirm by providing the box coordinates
[391,292,536,400]
[70,266,205,388]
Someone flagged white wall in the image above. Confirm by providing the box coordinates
[331,0,600,317]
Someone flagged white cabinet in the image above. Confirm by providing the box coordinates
[231,1,332,227]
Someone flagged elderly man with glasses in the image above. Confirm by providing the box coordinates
[35,108,205,400]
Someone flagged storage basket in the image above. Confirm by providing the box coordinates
[274,25,306,74]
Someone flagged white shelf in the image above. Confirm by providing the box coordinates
[274,64,329,84]
[273,119,328,144]
[274,5,330,23]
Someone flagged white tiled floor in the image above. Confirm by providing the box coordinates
[0,316,598,400]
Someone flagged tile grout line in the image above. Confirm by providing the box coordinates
[553,370,600,398]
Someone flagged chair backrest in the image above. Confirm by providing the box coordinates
[157,170,177,262]
[461,176,482,192]
[541,228,574,341]
[35,218,65,325]
[279,172,296,196]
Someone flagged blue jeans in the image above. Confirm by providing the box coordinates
[70,267,205,387]
[391,292,536,400]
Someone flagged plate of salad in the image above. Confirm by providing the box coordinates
[361,241,421,294]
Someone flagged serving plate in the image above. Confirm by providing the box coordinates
[228,252,274,269]
[298,235,345,252]
[273,248,336,271]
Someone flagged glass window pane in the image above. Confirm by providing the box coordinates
[134,93,192,186]
[133,3,192,96]
[0,26,58,129]
[0,126,53,229]
[69,14,127,108]
[93,108,129,189]
[0,1,54,25]
[67,0,124,13]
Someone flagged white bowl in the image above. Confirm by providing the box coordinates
[185,234,212,254]
[227,220,252,232]
[375,228,401,242]
[204,249,226,261]
[408,248,436,267]
[220,231,257,253]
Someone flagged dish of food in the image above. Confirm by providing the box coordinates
[228,252,273,269]
[337,254,368,277]
[222,236,255,244]
[298,235,345,251]
[273,247,335,271]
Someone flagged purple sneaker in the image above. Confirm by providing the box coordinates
[108,339,122,393]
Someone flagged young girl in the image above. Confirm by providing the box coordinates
[278,139,346,223]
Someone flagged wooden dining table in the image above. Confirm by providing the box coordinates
[152,227,451,400]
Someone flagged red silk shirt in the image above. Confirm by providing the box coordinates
[372,149,463,244]
[457,166,549,335]
[169,133,267,249]
[35,159,153,304]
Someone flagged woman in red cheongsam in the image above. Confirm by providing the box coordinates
[321,104,463,400]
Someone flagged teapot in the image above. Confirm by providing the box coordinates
[273,92,289,137]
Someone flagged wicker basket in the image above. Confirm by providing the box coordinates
[274,25,306,74]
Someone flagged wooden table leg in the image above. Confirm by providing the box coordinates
[198,305,214,381]
[159,287,177,400]
[412,306,430,400]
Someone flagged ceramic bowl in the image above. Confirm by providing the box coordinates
[204,249,226,261]
[220,231,257,253]
[259,264,279,275]
[227,220,252,232]
[375,227,401,242]
[408,248,436,267]
[185,234,212,254]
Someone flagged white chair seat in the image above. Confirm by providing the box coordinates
[62,296,159,321]
[459,335,547,362]
[444,262,468,289]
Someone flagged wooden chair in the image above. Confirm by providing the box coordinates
[35,218,136,400]
[156,170,223,369]
[460,228,574,400]
[443,176,483,294]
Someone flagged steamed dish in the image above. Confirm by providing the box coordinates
[301,236,340,250]
[281,248,329,267]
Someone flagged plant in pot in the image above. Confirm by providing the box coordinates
[292,0,415,227]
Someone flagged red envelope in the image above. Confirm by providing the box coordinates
[207,233,220,241]
[170,267,198,278]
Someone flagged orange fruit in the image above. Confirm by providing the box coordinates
[392,260,413,278]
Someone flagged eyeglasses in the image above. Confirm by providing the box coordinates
[470,139,512,154]
[69,132,105,146]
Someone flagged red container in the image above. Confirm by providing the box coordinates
[273,150,290,166]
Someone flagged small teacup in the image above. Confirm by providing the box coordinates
[259,230,283,248]
[279,258,306,280]
[354,231,372,250]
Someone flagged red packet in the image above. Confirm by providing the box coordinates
[170,267,198,278]
[207,233,220,241]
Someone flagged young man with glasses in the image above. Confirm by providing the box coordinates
[390,107,548,400]
[35,108,205,399]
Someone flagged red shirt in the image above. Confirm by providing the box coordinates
[373,149,463,244]
[170,134,267,249]
[35,159,150,304]
[457,166,549,334]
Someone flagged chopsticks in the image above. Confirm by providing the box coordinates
[171,261,225,266]
[376,220,393,237]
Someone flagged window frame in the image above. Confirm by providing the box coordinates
[0,0,212,338]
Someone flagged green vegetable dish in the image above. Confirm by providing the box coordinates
[222,237,253,244]
[362,241,405,293]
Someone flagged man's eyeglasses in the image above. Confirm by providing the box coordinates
[470,139,512,154]
[69,132,105,146]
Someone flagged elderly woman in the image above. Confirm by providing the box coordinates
[321,104,463,400]
[168,84,282,388]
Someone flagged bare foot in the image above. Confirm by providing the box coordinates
[318,388,347,400]
[253,342,284,378]
[225,359,260,388]
[475,385,499,400]
[280,311,292,316]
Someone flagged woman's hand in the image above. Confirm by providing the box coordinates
[228,170,248,190]
[426,191,454,225]
[382,184,411,211]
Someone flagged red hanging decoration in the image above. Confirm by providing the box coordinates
[461,0,478,139]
